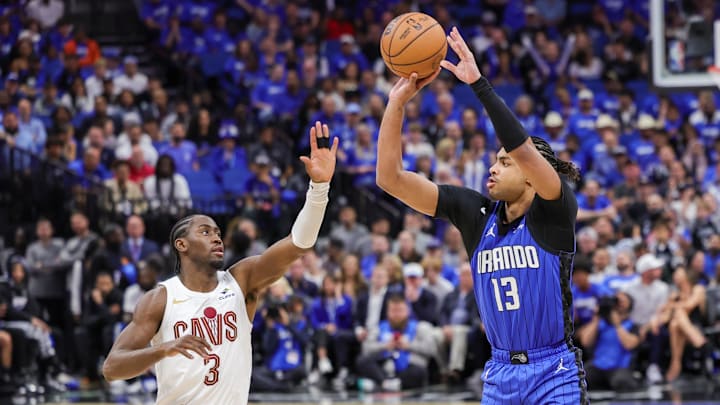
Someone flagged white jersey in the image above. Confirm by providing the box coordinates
[151,271,252,405]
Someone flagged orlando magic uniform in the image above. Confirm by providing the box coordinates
[435,181,588,404]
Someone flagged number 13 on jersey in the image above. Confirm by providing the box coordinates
[491,276,520,311]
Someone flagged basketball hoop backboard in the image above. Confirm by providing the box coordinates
[650,0,720,91]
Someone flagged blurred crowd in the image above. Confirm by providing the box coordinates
[0,0,719,398]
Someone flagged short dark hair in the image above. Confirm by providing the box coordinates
[386,292,406,305]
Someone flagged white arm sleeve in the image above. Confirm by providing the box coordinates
[291,181,330,249]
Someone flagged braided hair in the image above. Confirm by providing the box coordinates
[530,136,580,182]
[169,215,197,273]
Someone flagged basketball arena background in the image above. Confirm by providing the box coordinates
[1,0,720,404]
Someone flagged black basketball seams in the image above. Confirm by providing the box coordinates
[390,40,447,69]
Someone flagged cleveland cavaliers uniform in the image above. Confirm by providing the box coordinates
[151,271,252,405]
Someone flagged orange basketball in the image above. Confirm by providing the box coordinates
[380,12,447,79]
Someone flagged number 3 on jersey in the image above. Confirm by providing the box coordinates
[491,276,520,311]
[204,354,220,385]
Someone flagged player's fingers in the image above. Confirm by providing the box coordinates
[453,27,473,59]
[446,34,462,56]
[408,72,418,87]
[299,156,311,166]
[309,122,318,151]
[439,60,457,74]
[330,137,339,155]
[176,348,193,359]
[186,341,210,357]
[192,336,213,352]
[322,123,329,139]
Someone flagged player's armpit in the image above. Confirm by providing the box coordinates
[102,287,167,381]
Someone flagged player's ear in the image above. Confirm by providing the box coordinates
[175,238,188,253]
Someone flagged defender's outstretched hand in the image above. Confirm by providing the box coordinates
[300,121,338,183]
[440,27,482,84]
[388,70,441,106]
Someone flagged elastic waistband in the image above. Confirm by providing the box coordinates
[491,341,569,364]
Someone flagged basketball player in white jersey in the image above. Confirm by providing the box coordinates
[102,122,339,404]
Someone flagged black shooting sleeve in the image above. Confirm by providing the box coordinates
[471,77,529,152]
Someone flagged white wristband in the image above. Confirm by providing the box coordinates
[291,181,329,248]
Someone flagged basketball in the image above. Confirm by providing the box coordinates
[380,12,447,79]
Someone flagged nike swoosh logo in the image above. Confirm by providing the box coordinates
[173,298,190,304]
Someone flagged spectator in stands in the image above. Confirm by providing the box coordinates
[33,82,60,124]
[310,275,355,384]
[234,217,267,256]
[158,121,197,174]
[143,153,192,214]
[355,293,436,391]
[121,215,158,265]
[569,31,604,82]
[103,160,147,217]
[244,153,281,239]
[603,250,639,291]
[421,256,451,304]
[591,247,616,279]
[25,217,69,328]
[339,254,367,300]
[285,258,318,302]
[63,26,100,68]
[395,231,422,264]
[401,211,433,254]
[603,39,638,82]
[209,122,246,178]
[17,99,47,151]
[329,206,368,256]
[68,145,111,184]
[434,262,478,383]
[1,108,38,154]
[577,179,617,226]
[663,267,713,382]
[613,159,643,219]
[689,91,720,148]
[82,125,115,168]
[704,234,720,280]
[59,211,97,267]
[79,96,118,136]
[355,265,390,342]
[84,58,108,100]
[121,256,160,322]
[56,53,82,94]
[26,0,65,30]
[302,249,326,288]
[573,257,610,329]
[402,263,438,325]
[60,77,94,114]
[127,145,154,185]
[256,302,309,392]
[76,271,122,385]
[623,253,671,384]
[579,291,642,391]
[113,55,148,96]
[7,257,40,316]
[359,234,390,279]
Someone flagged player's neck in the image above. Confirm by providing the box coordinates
[178,266,219,292]
[504,189,535,223]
